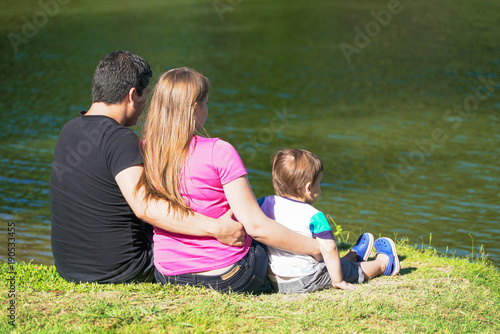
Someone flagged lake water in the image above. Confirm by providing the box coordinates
[1,0,498,267]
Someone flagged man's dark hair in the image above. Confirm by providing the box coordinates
[91,50,152,104]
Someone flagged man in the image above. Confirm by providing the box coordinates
[49,51,244,284]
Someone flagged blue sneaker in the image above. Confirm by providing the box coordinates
[374,237,400,276]
[351,233,374,262]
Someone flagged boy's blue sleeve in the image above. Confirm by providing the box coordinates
[256,196,266,207]
[309,212,335,240]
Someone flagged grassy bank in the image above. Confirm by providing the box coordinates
[2,239,499,333]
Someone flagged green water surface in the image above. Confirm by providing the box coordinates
[0,0,498,266]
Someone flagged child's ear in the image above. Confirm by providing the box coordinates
[305,182,312,195]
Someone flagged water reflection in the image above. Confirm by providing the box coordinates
[0,0,498,270]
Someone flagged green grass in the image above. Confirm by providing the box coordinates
[2,239,499,333]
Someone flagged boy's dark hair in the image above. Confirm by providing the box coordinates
[91,50,152,104]
[272,149,324,198]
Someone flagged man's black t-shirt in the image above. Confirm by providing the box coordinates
[49,112,153,283]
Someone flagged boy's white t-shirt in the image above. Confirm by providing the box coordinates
[259,195,335,278]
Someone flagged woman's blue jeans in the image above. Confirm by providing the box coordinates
[155,240,268,294]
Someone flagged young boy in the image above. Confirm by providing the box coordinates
[259,149,400,293]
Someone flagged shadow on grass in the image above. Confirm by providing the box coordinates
[399,267,417,276]
[394,254,417,276]
[256,279,275,295]
[338,242,354,251]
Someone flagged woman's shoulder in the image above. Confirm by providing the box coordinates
[194,136,236,151]
[194,135,220,144]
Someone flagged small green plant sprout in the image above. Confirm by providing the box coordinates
[325,214,350,243]
[467,233,489,263]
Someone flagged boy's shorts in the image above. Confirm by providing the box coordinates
[269,260,364,294]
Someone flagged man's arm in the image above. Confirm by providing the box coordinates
[115,165,245,247]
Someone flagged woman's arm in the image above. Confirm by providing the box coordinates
[223,175,321,259]
[116,165,246,247]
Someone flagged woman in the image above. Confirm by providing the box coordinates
[136,67,320,293]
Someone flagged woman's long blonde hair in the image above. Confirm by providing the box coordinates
[136,67,210,217]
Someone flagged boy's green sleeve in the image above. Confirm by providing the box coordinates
[309,212,335,240]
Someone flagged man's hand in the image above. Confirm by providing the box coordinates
[214,209,246,247]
